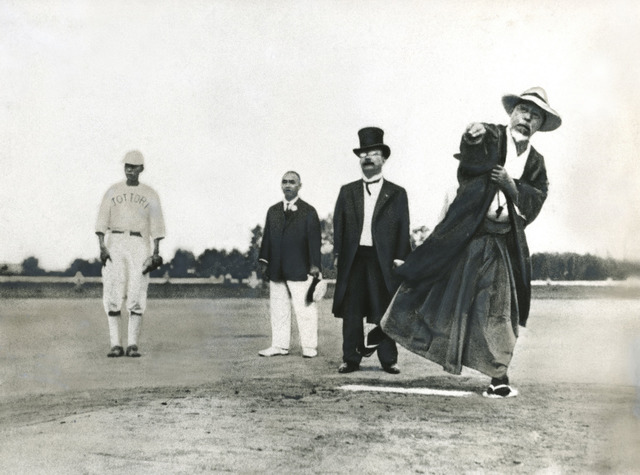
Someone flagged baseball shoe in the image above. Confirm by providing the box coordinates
[258,346,289,357]
[302,348,318,358]
[125,345,141,357]
[338,362,360,374]
[107,346,124,357]
[482,384,518,398]
[382,363,401,374]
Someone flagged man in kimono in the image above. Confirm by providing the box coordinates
[381,87,561,397]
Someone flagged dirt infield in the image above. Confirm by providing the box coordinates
[1,298,639,473]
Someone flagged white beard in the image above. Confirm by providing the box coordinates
[510,129,530,144]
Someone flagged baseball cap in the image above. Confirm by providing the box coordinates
[122,150,145,166]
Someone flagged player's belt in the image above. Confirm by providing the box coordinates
[111,230,142,237]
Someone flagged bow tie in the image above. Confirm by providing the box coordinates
[364,178,381,196]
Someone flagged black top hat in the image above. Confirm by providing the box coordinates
[353,127,391,158]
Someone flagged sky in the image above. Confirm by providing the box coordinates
[1,0,639,271]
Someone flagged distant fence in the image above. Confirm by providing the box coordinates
[0,275,335,299]
[0,275,269,299]
[1,275,639,299]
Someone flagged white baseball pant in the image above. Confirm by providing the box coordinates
[102,232,150,316]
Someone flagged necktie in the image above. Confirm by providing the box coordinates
[364,178,381,196]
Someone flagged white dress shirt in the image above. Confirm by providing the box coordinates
[360,174,383,246]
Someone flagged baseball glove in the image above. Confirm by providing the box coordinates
[142,254,163,275]
[100,248,111,267]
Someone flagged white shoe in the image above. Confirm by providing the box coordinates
[302,348,318,358]
[258,346,289,357]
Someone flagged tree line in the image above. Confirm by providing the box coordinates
[5,217,640,281]
[531,252,640,281]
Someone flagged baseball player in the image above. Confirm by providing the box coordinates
[95,150,165,358]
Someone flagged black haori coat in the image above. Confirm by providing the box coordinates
[259,199,322,282]
[385,123,548,328]
[332,179,411,319]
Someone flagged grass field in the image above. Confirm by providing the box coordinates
[1,296,639,473]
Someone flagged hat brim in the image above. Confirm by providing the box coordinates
[502,94,562,132]
[306,277,327,304]
[352,144,391,158]
[313,279,327,302]
[122,157,144,166]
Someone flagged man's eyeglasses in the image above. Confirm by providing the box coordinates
[359,151,384,158]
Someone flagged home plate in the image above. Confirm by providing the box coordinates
[339,384,474,397]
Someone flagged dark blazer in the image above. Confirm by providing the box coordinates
[332,179,411,316]
[259,198,321,282]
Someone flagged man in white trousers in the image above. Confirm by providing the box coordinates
[258,171,322,358]
[95,150,165,358]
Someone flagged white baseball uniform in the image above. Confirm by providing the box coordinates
[96,181,165,349]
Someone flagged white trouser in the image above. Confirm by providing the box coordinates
[102,233,150,316]
[269,278,318,351]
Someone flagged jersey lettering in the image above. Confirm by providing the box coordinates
[111,193,150,209]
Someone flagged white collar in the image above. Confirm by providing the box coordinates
[283,196,300,207]
[362,173,384,184]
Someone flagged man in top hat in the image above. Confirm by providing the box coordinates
[258,171,322,358]
[381,87,562,398]
[95,150,165,358]
[332,127,411,374]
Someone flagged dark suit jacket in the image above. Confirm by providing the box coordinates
[259,198,321,282]
[332,179,411,316]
